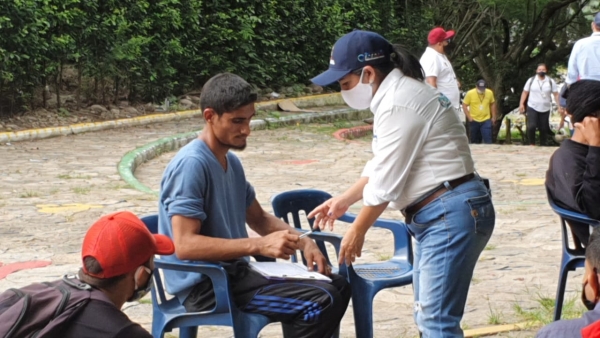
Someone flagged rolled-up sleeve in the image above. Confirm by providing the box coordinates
[163,157,207,221]
[363,107,429,206]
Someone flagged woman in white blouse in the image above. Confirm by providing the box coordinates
[309,30,495,338]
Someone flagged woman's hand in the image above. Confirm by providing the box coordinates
[307,195,351,231]
[338,227,366,266]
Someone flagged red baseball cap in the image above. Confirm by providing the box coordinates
[82,211,174,278]
[428,27,455,45]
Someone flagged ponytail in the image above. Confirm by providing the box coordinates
[369,44,425,82]
[390,44,425,81]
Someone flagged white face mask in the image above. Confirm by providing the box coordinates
[341,68,373,110]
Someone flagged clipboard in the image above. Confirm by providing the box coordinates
[249,262,332,282]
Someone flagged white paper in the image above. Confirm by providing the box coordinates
[249,262,332,282]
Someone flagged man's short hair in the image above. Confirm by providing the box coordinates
[79,257,126,289]
[200,73,258,116]
[566,80,600,123]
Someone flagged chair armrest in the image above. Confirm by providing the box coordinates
[154,258,234,313]
[305,231,343,254]
[340,213,413,263]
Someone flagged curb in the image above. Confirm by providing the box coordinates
[0,93,344,143]
[118,107,371,195]
[333,125,373,141]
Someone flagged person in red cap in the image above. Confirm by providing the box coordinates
[0,211,174,338]
[420,27,462,120]
[63,211,174,337]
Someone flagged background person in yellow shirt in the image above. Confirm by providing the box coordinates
[462,79,497,144]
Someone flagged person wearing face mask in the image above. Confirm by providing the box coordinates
[309,30,495,338]
[63,211,174,337]
[420,27,462,120]
[536,229,600,337]
[519,63,560,146]
[462,79,497,144]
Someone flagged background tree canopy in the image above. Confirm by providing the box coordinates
[0,0,597,117]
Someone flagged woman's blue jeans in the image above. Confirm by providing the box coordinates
[405,177,495,337]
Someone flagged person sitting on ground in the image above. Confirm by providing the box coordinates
[158,72,351,338]
[536,229,600,337]
[546,80,600,245]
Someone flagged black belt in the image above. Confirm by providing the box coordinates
[402,173,475,219]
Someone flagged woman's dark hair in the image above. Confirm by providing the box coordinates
[352,44,424,81]
[566,80,600,123]
[537,63,548,71]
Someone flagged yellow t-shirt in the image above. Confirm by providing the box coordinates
[463,88,495,122]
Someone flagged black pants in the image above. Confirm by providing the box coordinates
[526,107,551,145]
[183,260,351,338]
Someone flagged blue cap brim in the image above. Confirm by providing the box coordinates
[311,68,352,86]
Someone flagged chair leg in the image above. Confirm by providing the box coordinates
[554,264,570,321]
[179,326,198,338]
[352,295,376,338]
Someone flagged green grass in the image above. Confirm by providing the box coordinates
[484,244,497,250]
[57,174,92,179]
[513,289,585,326]
[488,299,504,325]
[72,187,91,195]
[20,190,39,198]
[376,253,392,261]
[109,183,132,190]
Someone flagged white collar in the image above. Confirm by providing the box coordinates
[592,32,600,37]
[370,69,403,113]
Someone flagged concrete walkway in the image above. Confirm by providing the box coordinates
[0,117,574,337]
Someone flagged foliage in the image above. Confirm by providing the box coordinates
[0,0,402,116]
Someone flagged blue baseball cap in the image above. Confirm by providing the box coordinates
[595,12,600,26]
[311,30,394,86]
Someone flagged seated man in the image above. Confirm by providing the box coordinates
[536,229,600,337]
[158,73,351,338]
[1,211,174,338]
[546,80,600,244]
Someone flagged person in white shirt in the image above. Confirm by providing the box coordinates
[420,27,461,115]
[310,30,495,338]
[519,63,560,146]
[566,13,600,85]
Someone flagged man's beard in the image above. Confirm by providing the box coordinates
[217,136,247,151]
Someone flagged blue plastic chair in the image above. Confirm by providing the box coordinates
[338,213,413,338]
[140,215,274,338]
[270,189,414,338]
[547,198,600,320]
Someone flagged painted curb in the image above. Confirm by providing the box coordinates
[118,107,371,195]
[333,125,373,141]
[0,93,344,143]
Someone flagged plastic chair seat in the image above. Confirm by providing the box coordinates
[353,261,412,280]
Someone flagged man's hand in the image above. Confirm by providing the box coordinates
[574,116,600,147]
[301,240,331,275]
[519,104,526,114]
[257,230,299,260]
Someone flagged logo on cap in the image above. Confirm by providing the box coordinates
[329,46,335,65]
[357,50,385,62]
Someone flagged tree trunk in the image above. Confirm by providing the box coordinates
[56,62,62,110]
[76,63,82,110]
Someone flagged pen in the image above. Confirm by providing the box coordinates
[298,229,314,239]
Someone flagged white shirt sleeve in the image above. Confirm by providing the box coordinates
[523,78,533,91]
[362,107,429,206]
[551,78,558,93]
[566,41,581,85]
[421,52,440,78]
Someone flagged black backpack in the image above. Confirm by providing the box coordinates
[0,275,107,338]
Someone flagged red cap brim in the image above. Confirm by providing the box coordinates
[153,234,175,255]
[445,30,455,40]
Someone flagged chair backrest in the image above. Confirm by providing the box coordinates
[140,214,169,305]
[547,194,600,250]
[271,189,334,265]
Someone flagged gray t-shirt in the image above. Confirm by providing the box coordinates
[158,139,255,301]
